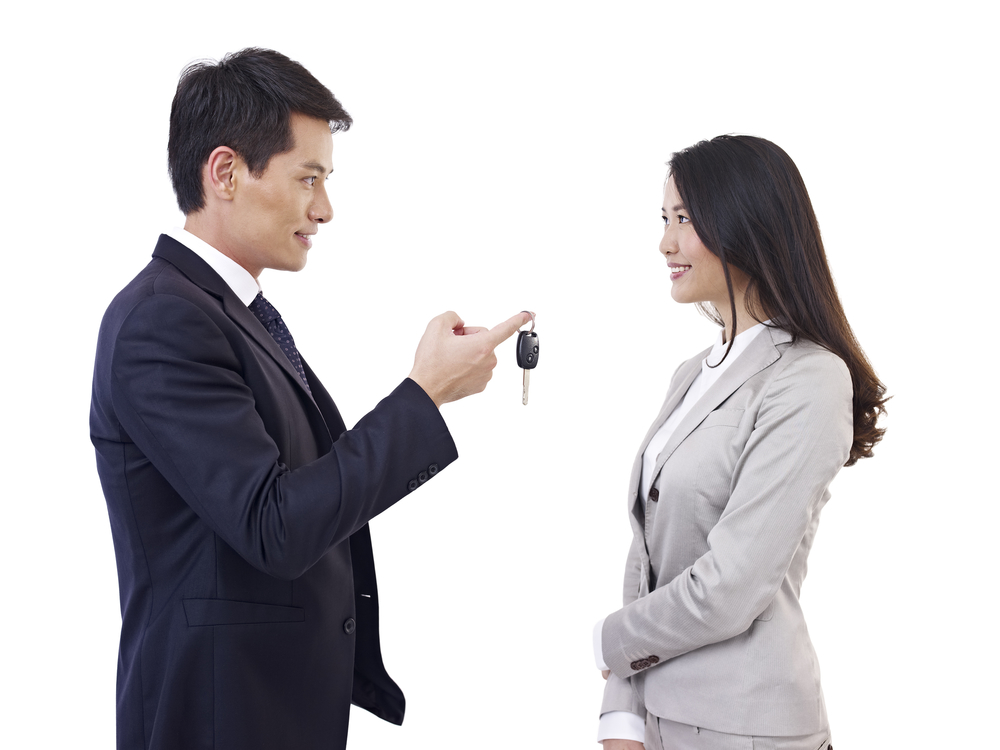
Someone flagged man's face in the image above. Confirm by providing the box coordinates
[226,112,334,278]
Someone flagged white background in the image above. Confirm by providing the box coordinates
[2,1,996,747]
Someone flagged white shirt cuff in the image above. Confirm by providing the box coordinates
[597,710,646,742]
[593,617,608,671]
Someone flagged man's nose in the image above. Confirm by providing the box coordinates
[310,186,333,223]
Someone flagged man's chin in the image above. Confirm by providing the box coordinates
[273,254,308,273]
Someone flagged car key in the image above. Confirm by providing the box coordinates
[516,313,539,406]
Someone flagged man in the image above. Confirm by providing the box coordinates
[90,48,528,750]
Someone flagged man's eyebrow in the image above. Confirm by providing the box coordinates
[300,161,333,175]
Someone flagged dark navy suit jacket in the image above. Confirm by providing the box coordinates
[91,235,458,750]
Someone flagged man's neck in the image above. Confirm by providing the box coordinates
[183,213,261,280]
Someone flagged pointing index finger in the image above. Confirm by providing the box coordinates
[488,311,534,347]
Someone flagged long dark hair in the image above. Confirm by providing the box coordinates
[669,135,887,466]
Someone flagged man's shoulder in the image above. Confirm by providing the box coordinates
[97,245,226,350]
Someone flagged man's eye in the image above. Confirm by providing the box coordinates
[305,176,317,186]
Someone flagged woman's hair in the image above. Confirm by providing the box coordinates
[668,134,887,466]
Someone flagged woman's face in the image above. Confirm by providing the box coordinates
[659,176,748,316]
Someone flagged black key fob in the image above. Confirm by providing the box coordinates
[516,331,539,369]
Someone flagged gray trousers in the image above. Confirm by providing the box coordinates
[647,716,832,750]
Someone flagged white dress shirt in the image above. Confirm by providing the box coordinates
[595,321,769,743]
[164,227,260,305]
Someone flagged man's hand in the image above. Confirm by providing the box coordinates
[601,741,644,750]
[408,311,532,407]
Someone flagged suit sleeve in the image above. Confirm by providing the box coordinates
[601,349,853,677]
[109,293,457,580]
[599,529,646,718]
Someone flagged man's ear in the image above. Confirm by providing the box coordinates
[203,146,240,202]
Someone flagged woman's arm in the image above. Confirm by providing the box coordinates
[601,347,853,676]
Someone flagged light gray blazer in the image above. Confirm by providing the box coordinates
[600,326,853,737]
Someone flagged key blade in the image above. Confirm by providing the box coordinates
[522,368,530,406]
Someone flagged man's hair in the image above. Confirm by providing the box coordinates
[168,48,352,214]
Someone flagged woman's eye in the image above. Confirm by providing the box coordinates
[678,215,690,224]
[662,215,669,225]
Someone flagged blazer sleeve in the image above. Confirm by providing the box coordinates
[621,533,643,607]
[600,534,646,717]
[107,293,458,580]
[601,347,853,677]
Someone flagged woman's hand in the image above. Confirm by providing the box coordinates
[601,741,644,750]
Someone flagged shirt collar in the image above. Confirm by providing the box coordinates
[704,320,770,371]
[164,227,261,307]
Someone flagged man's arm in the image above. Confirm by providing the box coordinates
[109,297,526,579]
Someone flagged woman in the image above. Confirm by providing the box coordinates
[594,135,887,750]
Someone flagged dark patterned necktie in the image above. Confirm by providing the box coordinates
[248,292,312,395]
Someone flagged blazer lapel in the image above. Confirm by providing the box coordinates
[152,235,321,409]
[648,326,793,483]
[628,352,705,511]
[303,358,346,438]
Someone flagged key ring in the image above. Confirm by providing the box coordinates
[519,310,535,333]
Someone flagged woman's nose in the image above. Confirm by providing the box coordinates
[659,228,675,256]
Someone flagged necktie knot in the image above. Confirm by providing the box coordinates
[249,292,281,326]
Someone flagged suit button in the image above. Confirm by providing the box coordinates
[648,488,659,502]
[343,618,356,635]
[418,471,429,483]
[428,464,439,476]
[648,655,660,665]
[408,479,419,491]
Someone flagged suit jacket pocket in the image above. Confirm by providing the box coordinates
[183,598,305,627]
[695,408,744,430]
[754,599,775,622]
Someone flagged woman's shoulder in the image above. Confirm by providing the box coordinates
[770,332,852,392]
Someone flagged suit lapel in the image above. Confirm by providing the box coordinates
[628,352,705,508]
[648,326,792,483]
[152,235,322,410]
[303,358,346,437]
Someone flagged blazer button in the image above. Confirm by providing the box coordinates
[343,618,356,635]
[648,488,659,503]
[648,655,660,665]
[418,471,429,483]
[428,463,439,476]
[408,479,419,491]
